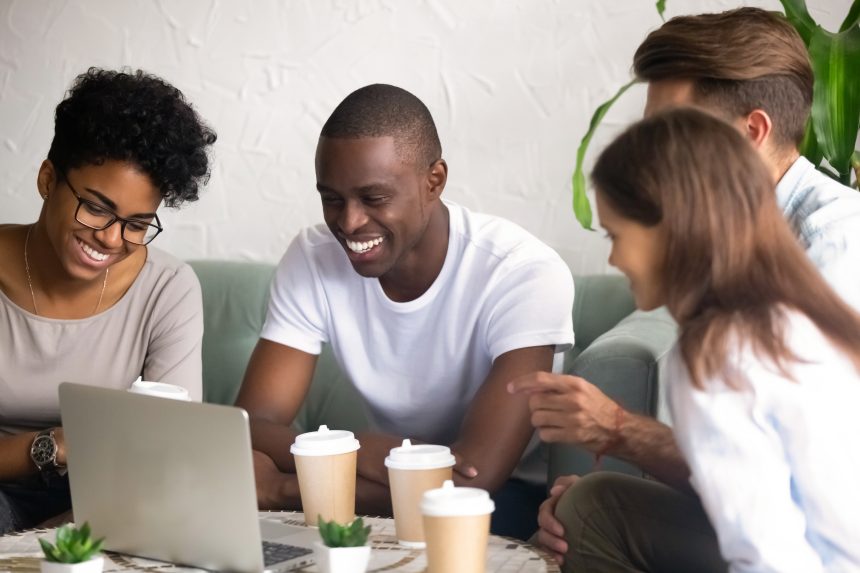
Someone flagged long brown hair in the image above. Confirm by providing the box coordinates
[592,108,860,387]
[633,7,813,148]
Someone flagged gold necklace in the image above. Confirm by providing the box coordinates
[24,225,109,317]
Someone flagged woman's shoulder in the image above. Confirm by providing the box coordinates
[133,247,201,302]
[0,224,29,295]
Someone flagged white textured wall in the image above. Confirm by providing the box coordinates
[0,0,846,274]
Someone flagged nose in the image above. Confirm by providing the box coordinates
[93,220,124,248]
[338,200,369,235]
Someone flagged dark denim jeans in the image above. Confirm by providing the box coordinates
[490,478,546,541]
[0,475,71,534]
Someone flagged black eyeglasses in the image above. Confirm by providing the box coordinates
[64,177,163,245]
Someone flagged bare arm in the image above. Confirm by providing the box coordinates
[235,339,319,506]
[0,428,68,482]
[509,372,691,490]
[0,432,40,482]
[450,345,555,493]
[350,346,554,500]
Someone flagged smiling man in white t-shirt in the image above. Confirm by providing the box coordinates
[235,84,575,539]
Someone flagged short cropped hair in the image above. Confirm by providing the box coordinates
[633,7,813,148]
[48,67,217,207]
[320,84,442,168]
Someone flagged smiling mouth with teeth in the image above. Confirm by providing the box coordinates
[78,238,109,262]
[345,237,384,254]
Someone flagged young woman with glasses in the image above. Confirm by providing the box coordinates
[0,68,216,532]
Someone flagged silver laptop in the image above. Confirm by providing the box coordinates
[59,382,318,572]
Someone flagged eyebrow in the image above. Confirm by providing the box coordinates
[316,183,392,195]
[84,187,158,219]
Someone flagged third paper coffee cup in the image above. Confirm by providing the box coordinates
[384,439,455,547]
[290,425,360,526]
[421,480,495,573]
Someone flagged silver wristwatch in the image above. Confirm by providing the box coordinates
[30,428,64,474]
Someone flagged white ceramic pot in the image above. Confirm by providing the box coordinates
[40,556,104,573]
[313,542,371,573]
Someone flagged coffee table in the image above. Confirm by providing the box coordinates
[0,511,560,572]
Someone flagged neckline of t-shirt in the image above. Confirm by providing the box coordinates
[0,248,152,324]
[371,200,461,313]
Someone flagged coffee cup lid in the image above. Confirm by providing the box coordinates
[129,381,191,401]
[420,480,495,516]
[290,425,360,456]
[384,439,455,470]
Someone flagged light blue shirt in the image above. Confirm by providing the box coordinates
[777,156,860,311]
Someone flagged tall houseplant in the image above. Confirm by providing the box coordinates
[572,0,860,230]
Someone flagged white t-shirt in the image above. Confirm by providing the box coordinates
[667,311,860,573]
[262,200,574,472]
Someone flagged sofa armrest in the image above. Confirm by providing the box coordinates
[547,307,677,484]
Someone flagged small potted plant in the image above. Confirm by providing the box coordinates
[314,516,372,573]
[38,522,105,573]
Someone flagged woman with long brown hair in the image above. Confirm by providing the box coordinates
[519,107,860,572]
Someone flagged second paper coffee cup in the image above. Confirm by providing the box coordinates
[290,425,360,526]
[384,439,455,547]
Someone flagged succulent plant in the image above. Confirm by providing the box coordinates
[39,522,105,564]
[317,516,371,548]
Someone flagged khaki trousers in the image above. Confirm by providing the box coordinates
[555,472,728,573]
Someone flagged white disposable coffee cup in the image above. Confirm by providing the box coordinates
[384,439,455,547]
[129,380,191,401]
[421,480,495,573]
[290,425,360,526]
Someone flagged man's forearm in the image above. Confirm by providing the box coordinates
[249,418,300,473]
[356,477,393,517]
[612,413,692,491]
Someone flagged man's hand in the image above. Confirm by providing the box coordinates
[54,428,67,467]
[536,474,580,564]
[451,450,478,480]
[508,371,620,452]
[355,433,407,486]
[252,450,299,509]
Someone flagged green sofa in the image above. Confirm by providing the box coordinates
[189,260,677,485]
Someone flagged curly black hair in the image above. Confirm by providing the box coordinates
[47,67,217,207]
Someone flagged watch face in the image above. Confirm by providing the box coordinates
[32,435,57,465]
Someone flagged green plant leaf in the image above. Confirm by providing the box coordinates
[317,517,370,547]
[779,0,816,44]
[808,24,860,185]
[852,151,860,188]
[40,522,103,563]
[572,80,636,230]
[840,0,860,32]
[55,524,70,545]
[655,0,666,22]
[39,539,60,563]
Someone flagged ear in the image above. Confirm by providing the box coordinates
[37,160,57,200]
[425,159,447,202]
[742,109,774,150]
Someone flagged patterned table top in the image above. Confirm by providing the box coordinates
[0,512,560,573]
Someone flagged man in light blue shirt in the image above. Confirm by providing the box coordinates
[777,156,860,311]
[527,7,860,573]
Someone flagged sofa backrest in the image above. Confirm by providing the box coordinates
[189,261,636,432]
[190,260,274,405]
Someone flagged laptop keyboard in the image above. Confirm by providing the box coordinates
[262,540,314,566]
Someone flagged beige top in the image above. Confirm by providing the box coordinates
[0,247,203,436]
